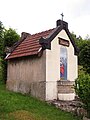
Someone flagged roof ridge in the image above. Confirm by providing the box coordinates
[31,28,55,36]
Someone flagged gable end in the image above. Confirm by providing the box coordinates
[39,21,78,55]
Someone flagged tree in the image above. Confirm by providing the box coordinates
[0,21,4,57]
[0,21,4,38]
[3,28,20,48]
[79,41,90,74]
[71,32,83,49]
[0,21,20,83]
[71,32,90,74]
[3,28,20,83]
[0,21,4,83]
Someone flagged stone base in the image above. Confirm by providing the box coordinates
[47,100,87,117]
[6,80,46,100]
[58,93,75,101]
[57,80,75,100]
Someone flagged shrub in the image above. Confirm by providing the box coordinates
[75,73,90,118]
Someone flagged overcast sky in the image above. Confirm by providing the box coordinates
[0,0,90,38]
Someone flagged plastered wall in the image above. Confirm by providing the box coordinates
[46,29,78,100]
[7,51,46,100]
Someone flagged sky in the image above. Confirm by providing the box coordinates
[0,0,90,39]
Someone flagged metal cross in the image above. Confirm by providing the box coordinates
[61,13,64,21]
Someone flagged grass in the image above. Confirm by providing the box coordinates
[0,83,82,120]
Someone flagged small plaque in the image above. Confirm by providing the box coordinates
[58,37,69,47]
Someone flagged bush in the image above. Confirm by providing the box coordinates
[75,73,90,118]
[78,65,86,76]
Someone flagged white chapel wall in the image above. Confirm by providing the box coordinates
[59,30,78,81]
[45,32,60,100]
[45,29,78,100]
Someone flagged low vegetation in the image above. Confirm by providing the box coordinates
[0,83,81,120]
[75,73,90,118]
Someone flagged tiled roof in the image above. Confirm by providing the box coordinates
[7,28,55,59]
[6,20,78,59]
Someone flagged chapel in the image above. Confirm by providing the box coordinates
[6,19,78,101]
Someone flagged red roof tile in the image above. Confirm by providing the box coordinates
[7,28,55,59]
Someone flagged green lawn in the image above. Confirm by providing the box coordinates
[0,83,81,120]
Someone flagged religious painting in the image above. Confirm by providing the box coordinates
[60,46,67,80]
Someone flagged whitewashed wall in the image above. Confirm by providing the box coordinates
[45,29,78,100]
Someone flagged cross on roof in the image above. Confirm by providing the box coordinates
[61,13,64,21]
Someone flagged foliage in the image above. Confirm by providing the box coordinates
[0,21,4,56]
[3,28,20,47]
[79,40,90,74]
[71,32,83,49]
[0,84,81,120]
[0,21,20,83]
[0,21,5,83]
[0,21,4,39]
[75,74,90,118]
[71,32,90,74]
[0,58,3,82]
[78,65,86,76]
